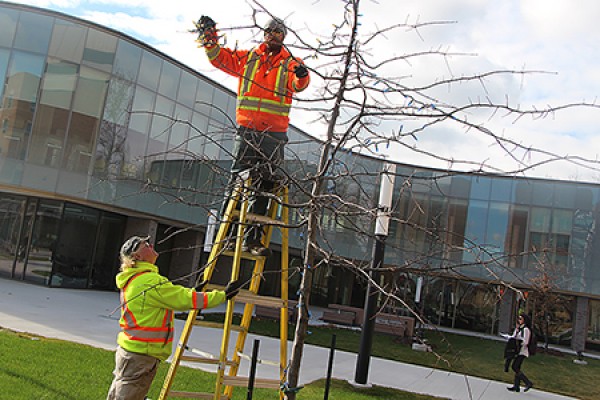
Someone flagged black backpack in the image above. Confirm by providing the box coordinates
[528,331,538,356]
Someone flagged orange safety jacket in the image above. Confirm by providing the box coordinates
[206,42,310,133]
[115,261,226,361]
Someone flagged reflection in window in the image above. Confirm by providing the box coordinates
[0,194,26,278]
[113,39,141,81]
[138,51,161,90]
[24,199,62,286]
[527,207,572,271]
[158,61,180,99]
[505,206,528,268]
[446,200,467,262]
[13,11,52,54]
[0,7,19,48]
[64,67,109,173]
[51,204,99,288]
[29,59,78,167]
[177,70,198,107]
[49,19,86,63]
[95,77,134,178]
[82,28,116,72]
[0,51,45,160]
[130,85,155,134]
[0,48,9,100]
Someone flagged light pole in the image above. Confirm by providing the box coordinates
[354,163,396,386]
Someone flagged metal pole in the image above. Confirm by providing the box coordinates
[354,163,396,385]
[324,334,337,400]
[247,339,260,400]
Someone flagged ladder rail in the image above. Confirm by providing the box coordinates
[160,177,290,400]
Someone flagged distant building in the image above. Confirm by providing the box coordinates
[0,1,598,353]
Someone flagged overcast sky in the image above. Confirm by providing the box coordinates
[10,0,600,182]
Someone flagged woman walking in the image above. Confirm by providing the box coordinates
[507,313,534,393]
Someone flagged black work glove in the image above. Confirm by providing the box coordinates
[195,279,208,291]
[197,15,216,32]
[224,279,244,300]
[294,64,308,78]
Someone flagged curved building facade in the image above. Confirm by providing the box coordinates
[1,2,600,351]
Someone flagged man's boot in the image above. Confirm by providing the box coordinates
[507,375,520,392]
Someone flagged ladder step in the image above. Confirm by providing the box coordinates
[192,320,247,332]
[168,391,228,399]
[179,355,237,366]
[237,291,285,308]
[222,249,267,260]
[231,210,285,226]
[223,375,282,390]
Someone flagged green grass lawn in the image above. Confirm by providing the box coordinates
[0,329,443,400]
[201,313,600,400]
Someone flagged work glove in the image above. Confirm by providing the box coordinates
[224,279,244,300]
[194,15,218,46]
[294,64,308,78]
[195,279,208,291]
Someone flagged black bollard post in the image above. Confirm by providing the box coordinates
[247,339,260,400]
[324,334,337,400]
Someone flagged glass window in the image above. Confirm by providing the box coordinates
[470,176,491,200]
[24,199,62,286]
[0,193,26,278]
[177,70,198,107]
[490,178,513,202]
[195,78,214,116]
[39,58,78,108]
[137,51,161,91]
[51,203,99,288]
[486,202,509,253]
[48,20,86,63]
[130,85,155,134]
[113,39,141,81]
[150,95,174,144]
[82,28,117,72]
[188,111,208,155]
[530,207,551,232]
[464,200,488,245]
[168,105,190,153]
[158,61,180,99]
[0,48,9,99]
[65,67,109,173]
[13,11,53,54]
[531,181,554,206]
[121,128,147,179]
[28,58,77,168]
[0,51,45,160]
[72,66,109,118]
[552,209,573,235]
[505,206,528,268]
[513,180,533,204]
[0,7,19,48]
[450,176,471,198]
[212,88,230,125]
[95,78,135,179]
[553,183,576,208]
[90,212,125,289]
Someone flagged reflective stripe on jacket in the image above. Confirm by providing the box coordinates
[205,42,310,132]
[115,261,226,360]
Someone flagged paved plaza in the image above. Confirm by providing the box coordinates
[0,278,577,400]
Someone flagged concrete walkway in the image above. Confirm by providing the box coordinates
[0,278,577,400]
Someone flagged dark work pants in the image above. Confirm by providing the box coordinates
[223,126,287,243]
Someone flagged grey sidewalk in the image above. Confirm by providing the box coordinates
[0,278,575,400]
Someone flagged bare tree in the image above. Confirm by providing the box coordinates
[101,1,600,398]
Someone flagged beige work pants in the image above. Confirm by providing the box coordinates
[106,346,159,400]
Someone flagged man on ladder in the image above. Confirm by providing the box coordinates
[197,14,311,256]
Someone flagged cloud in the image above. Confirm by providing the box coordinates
[8,0,600,181]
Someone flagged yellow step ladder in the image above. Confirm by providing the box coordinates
[159,175,290,400]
